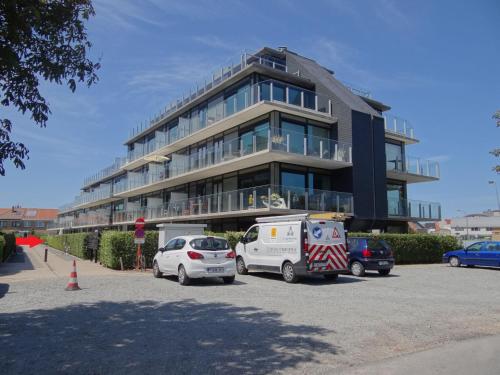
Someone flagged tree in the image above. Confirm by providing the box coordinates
[492,110,500,173]
[0,0,100,176]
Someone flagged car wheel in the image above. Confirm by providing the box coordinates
[236,256,248,275]
[449,256,460,267]
[378,269,390,276]
[223,276,235,284]
[282,261,299,283]
[153,261,163,278]
[324,274,339,281]
[350,261,365,277]
[178,265,190,285]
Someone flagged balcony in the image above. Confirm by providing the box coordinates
[113,185,353,224]
[386,156,440,183]
[73,184,114,209]
[388,198,441,221]
[123,80,336,170]
[127,52,290,141]
[82,157,127,188]
[49,210,111,230]
[384,114,418,144]
[114,128,352,197]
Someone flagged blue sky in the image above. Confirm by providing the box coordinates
[1,0,499,218]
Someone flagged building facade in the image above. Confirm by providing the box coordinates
[0,206,58,233]
[52,47,441,233]
[437,210,500,240]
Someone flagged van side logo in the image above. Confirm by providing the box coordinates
[332,228,340,239]
[287,226,294,237]
[312,227,322,239]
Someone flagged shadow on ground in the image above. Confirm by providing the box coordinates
[0,248,34,277]
[248,272,364,285]
[0,299,337,374]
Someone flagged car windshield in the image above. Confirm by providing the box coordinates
[190,237,229,251]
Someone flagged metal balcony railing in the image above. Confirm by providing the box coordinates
[83,157,127,187]
[384,114,415,139]
[113,184,353,223]
[386,156,440,179]
[388,197,441,220]
[115,128,351,194]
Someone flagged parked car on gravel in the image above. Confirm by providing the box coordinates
[152,235,236,285]
[443,241,500,268]
[346,237,394,276]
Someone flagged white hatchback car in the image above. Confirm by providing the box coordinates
[152,235,236,285]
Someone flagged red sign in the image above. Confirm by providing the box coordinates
[135,217,145,230]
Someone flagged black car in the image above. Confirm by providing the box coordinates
[346,237,394,276]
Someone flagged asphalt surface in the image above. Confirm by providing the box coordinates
[1,247,500,374]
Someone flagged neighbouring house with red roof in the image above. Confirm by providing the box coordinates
[0,206,58,233]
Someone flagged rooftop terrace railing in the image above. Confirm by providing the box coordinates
[83,157,127,187]
[388,197,441,220]
[340,81,372,99]
[125,80,335,164]
[113,184,353,223]
[128,52,290,140]
[384,114,415,139]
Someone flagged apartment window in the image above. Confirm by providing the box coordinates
[308,125,330,158]
[386,142,404,171]
[36,221,46,228]
[281,120,306,154]
[272,82,286,102]
[23,221,33,227]
[288,86,301,106]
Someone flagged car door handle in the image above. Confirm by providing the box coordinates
[254,248,258,251]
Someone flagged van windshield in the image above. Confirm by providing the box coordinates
[190,237,229,251]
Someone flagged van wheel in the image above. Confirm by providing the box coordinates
[178,265,190,285]
[282,261,299,283]
[153,261,162,278]
[324,274,339,281]
[350,261,365,277]
[236,257,248,275]
[449,256,460,267]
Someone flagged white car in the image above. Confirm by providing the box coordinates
[152,235,236,285]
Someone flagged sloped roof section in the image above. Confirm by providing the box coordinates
[284,51,381,116]
[0,208,58,221]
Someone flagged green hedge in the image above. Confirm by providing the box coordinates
[0,233,16,261]
[46,233,90,259]
[205,230,245,250]
[349,233,460,264]
[99,231,158,270]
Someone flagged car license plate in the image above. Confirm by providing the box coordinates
[313,261,328,267]
[207,267,224,273]
[379,261,389,266]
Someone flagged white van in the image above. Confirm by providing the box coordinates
[235,214,348,283]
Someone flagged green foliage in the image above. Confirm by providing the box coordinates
[46,233,89,259]
[0,235,5,262]
[0,0,100,175]
[0,232,16,261]
[99,231,158,270]
[349,233,460,264]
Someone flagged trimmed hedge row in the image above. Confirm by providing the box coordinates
[205,231,245,250]
[0,233,16,261]
[349,233,460,264]
[46,233,90,259]
[99,231,158,270]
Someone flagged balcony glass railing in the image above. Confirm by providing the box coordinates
[83,157,127,187]
[388,197,441,220]
[128,52,289,139]
[113,185,353,223]
[386,156,440,179]
[115,128,352,194]
[74,184,113,206]
[125,80,334,164]
[384,114,415,139]
[50,210,111,229]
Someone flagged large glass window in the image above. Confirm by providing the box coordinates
[387,183,405,216]
[281,170,306,188]
[288,87,301,106]
[207,95,224,125]
[308,125,330,158]
[281,120,305,154]
[386,142,404,171]
[273,82,285,102]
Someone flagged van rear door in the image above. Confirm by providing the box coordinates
[306,221,348,272]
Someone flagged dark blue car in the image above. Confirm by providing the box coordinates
[346,237,394,276]
[443,241,500,268]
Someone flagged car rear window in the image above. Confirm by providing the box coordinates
[189,237,229,251]
[367,238,389,250]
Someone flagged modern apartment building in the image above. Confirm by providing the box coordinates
[52,47,441,233]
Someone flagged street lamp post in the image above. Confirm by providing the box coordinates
[488,181,500,211]
[457,209,469,241]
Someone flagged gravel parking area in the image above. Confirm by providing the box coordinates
[1,264,500,374]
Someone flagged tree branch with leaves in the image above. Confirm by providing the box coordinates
[0,0,100,176]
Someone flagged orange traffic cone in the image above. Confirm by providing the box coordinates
[65,260,81,291]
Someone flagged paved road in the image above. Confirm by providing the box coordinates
[1,250,499,374]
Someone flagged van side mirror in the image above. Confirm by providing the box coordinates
[240,237,247,244]
[158,247,165,252]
